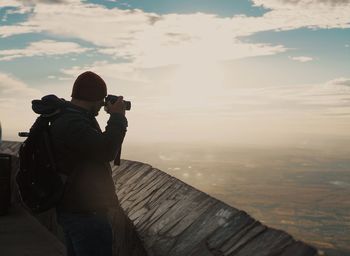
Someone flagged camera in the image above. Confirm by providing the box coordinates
[104,95,131,111]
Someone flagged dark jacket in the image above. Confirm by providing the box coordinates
[32,95,127,213]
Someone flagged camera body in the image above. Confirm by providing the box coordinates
[104,95,131,111]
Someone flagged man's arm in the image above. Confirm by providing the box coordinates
[64,112,127,162]
[64,96,127,162]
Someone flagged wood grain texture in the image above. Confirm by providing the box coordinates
[112,159,319,256]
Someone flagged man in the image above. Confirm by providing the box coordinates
[50,71,127,256]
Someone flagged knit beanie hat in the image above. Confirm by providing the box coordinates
[71,71,107,101]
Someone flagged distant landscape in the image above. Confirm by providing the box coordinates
[123,142,350,256]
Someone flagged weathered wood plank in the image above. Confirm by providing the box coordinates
[113,161,146,185]
[116,166,157,202]
[0,141,21,155]
[117,169,167,205]
[231,228,294,256]
[166,202,239,256]
[189,241,221,256]
[220,221,267,255]
[126,175,175,219]
[206,211,255,250]
[112,160,138,180]
[279,241,318,256]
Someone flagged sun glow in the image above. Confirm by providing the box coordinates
[167,61,225,108]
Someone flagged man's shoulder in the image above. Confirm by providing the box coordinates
[51,109,91,132]
[57,109,89,122]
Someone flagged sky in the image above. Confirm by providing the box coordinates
[0,0,349,148]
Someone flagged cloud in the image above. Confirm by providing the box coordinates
[0,72,40,99]
[327,77,350,87]
[191,76,350,120]
[254,78,350,117]
[1,2,287,67]
[237,0,350,35]
[0,0,349,68]
[20,0,70,4]
[30,4,288,67]
[288,56,313,62]
[131,77,350,145]
[0,0,22,8]
[0,40,90,61]
[0,24,42,38]
[21,0,74,3]
[60,60,149,83]
[5,6,32,16]
[0,73,43,140]
[253,0,350,8]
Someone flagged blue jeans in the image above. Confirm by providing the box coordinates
[56,211,113,256]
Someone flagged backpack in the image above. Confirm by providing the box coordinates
[16,111,67,213]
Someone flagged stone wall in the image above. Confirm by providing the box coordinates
[0,141,320,256]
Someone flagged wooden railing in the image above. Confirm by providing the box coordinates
[0,141,320,256]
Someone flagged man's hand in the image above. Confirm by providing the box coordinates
[105,96,126,115]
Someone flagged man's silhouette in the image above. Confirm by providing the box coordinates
[50,71,127,256]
